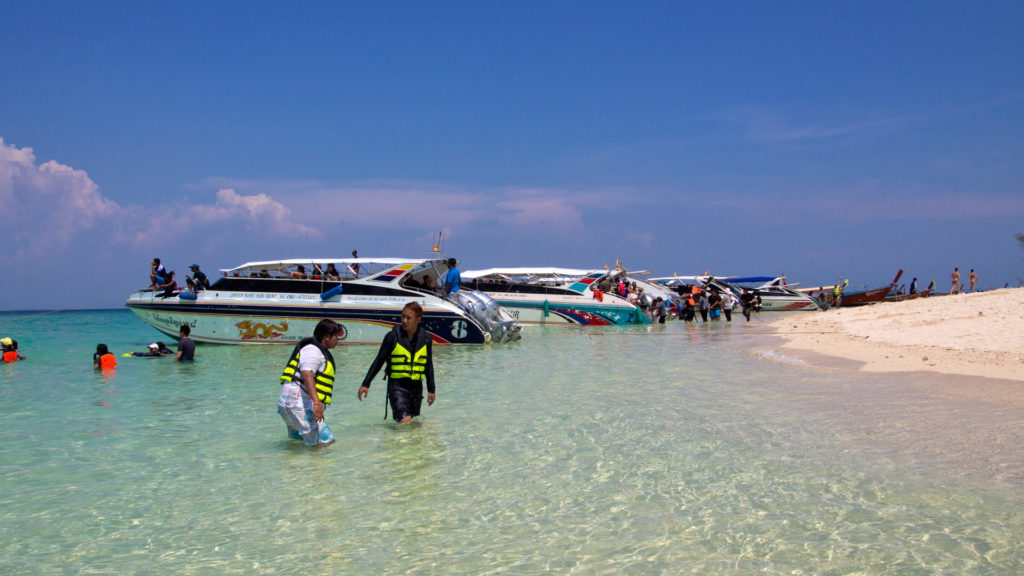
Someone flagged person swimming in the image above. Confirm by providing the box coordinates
[94,344,117,368]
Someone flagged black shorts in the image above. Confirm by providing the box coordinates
[388,380,423,422]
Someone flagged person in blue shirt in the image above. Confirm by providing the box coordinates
[443,258,461,297]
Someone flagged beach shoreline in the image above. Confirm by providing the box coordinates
[759,287,1024,384]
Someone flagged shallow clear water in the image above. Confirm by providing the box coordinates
[2,310,1023,574]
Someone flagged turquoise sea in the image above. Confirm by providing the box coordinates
[2,309,1023,575]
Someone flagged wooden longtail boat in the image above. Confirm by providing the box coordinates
[840,270,902,306]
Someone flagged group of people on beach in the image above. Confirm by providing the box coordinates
[950,267,978,295]
[593,277,761,323]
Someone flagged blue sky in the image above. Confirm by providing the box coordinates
[2,1,1023,310]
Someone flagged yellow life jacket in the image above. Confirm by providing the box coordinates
[280,338,336,404]
[389,339,428,381]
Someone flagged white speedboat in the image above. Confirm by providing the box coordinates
[460,267,648,325]
[652,275,820,312]
[126,258,522,344]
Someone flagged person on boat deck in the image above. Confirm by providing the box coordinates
[325,263,340,281]
[909,278,918,295]
[358,301,436,424]
[2,337,25,362]
[443,258,461,297]
[156,270,178,297]
[423,275,442,295]
[186,264,210,292]
[626,284,639,305]
[277,319,340,446]
[348,250,360,278]
[290,265,308,280]
[150,258,167,289]
[93,344,116,369]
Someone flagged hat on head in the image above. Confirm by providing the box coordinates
[0,337,11,347]
[190,264,199,269]
[148,343,159,350]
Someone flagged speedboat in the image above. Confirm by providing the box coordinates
[460,267,649,325]
[651,275,820,312]
[126,258,522,344]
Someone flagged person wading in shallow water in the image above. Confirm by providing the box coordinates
[358,301,436,424]
[277,319,340,446]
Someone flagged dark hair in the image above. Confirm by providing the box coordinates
[447,258,457,267]
[157,341,170,351]
[180,324,191,336]
[313,319,340,342]
[94,343,109,361]
[403,301,424,318]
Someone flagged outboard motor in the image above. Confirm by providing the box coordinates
[451,289,522,343]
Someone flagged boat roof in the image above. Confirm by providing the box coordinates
[221,258,439,274]
[461,267,605,280]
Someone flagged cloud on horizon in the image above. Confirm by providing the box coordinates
[197,177,633,232]
[717,106,912,144]
[0,138,322,264]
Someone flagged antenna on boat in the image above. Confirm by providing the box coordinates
[430,230,446,259]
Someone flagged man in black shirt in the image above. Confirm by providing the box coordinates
[358,302,435,423]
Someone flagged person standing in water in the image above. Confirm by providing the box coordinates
[175,324,195,362]
[277,319,340,446]
[358,302,435,424]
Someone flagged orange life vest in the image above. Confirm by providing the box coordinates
[2,351,17,362]
[99,353,116,369]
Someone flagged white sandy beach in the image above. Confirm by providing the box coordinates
[766,288,1024,383]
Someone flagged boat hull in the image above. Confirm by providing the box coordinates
[756,298,819,312]
[483,295,647,325]
[126,291,491,345]
[840,286,892,307]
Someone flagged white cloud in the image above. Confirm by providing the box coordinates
[206,178,631,234]
[0,137,325,264]
[122,188,322,244]
[0,138,119,261]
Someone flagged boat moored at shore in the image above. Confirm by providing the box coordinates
[461,267,649,325]
[126,258,522,345]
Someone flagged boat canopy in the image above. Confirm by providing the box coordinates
[219,258,448,279]
[462,267,604,281]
